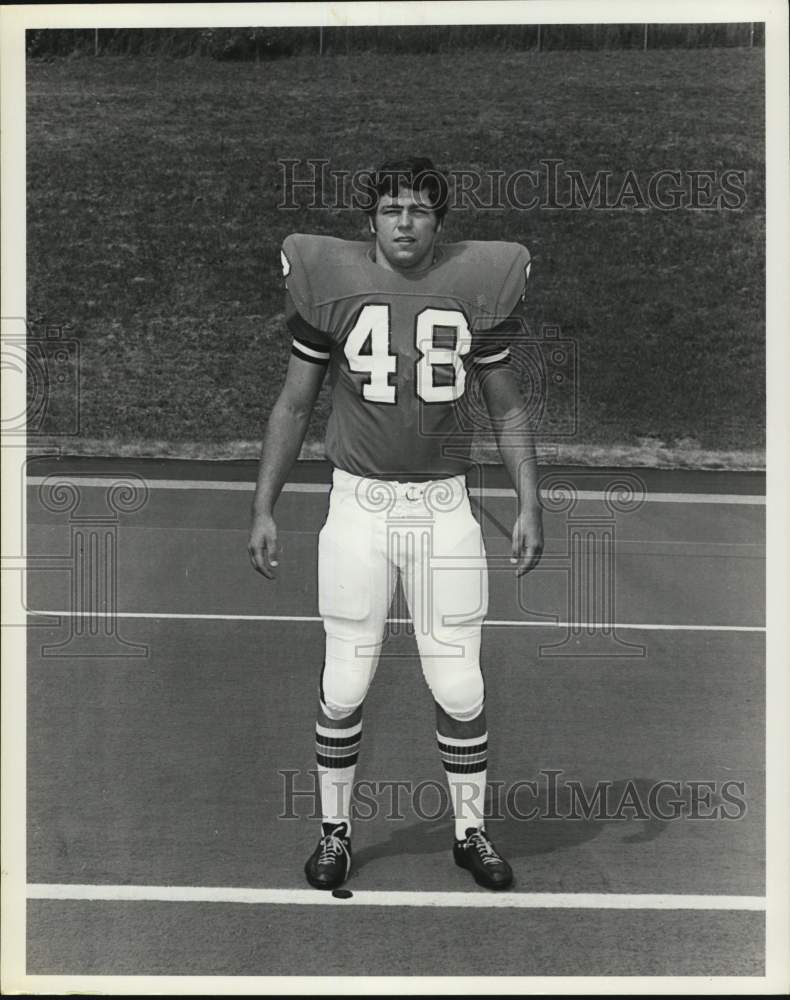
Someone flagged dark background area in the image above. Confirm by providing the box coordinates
[26,27,765,456]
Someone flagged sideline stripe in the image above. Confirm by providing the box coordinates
[26,883,765,911]
[26,609,765,632]
[25,476,765,506]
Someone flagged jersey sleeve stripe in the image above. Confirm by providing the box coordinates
[292,338,331,364]
[472,346,510,366]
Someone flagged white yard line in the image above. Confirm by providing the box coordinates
[26,883,766,911]
[25,476,765,506]
[25,609,765,632]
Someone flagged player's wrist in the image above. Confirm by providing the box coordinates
[517,499,543,521]
[251,500,276,520]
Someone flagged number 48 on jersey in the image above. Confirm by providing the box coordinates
[344,304,472,405]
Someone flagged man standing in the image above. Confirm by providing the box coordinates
[248,158,543,891]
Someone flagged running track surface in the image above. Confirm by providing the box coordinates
[22,459,765,977]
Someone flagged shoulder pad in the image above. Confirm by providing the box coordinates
[442,241,531,328]
[281,234,369,328]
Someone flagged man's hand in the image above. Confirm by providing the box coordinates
[510,508,544,576]
[248,511,280,580]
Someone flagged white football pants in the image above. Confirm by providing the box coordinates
[317,468,488,721]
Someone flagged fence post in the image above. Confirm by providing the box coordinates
[94,28,99,56]
[537,24,542,52]
[643,24,648,51]
[749,22,754,48]
[319,25,324,56]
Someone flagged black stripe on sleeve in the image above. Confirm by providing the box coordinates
[292,342,330,365]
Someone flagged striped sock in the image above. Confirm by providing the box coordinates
[315,719,362,835]
[437,730,488,840]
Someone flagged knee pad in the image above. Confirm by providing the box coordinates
[422,659,485,722]
[320,633,380,720]
[416,624,485,721]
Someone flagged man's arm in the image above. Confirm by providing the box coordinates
[248,353,327,579]
[481,365,544,575]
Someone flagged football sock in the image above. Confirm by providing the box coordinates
[315,719,362,836]
[437,730,488,840]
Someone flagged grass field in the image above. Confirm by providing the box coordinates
[26,49,765,458]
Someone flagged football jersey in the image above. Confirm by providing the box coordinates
[281,233,530,480]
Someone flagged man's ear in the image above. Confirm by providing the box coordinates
[368,216,377,235]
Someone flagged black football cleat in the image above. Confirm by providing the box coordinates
[304,822,352,890]
[453,826,513,890]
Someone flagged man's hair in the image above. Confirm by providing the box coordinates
[360,157,449,221]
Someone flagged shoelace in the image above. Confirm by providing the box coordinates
[318,833,348,866]
[467,830,502,866]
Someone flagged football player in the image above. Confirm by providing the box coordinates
[249,157,544,891]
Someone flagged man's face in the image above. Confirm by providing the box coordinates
[371,185,442,272]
